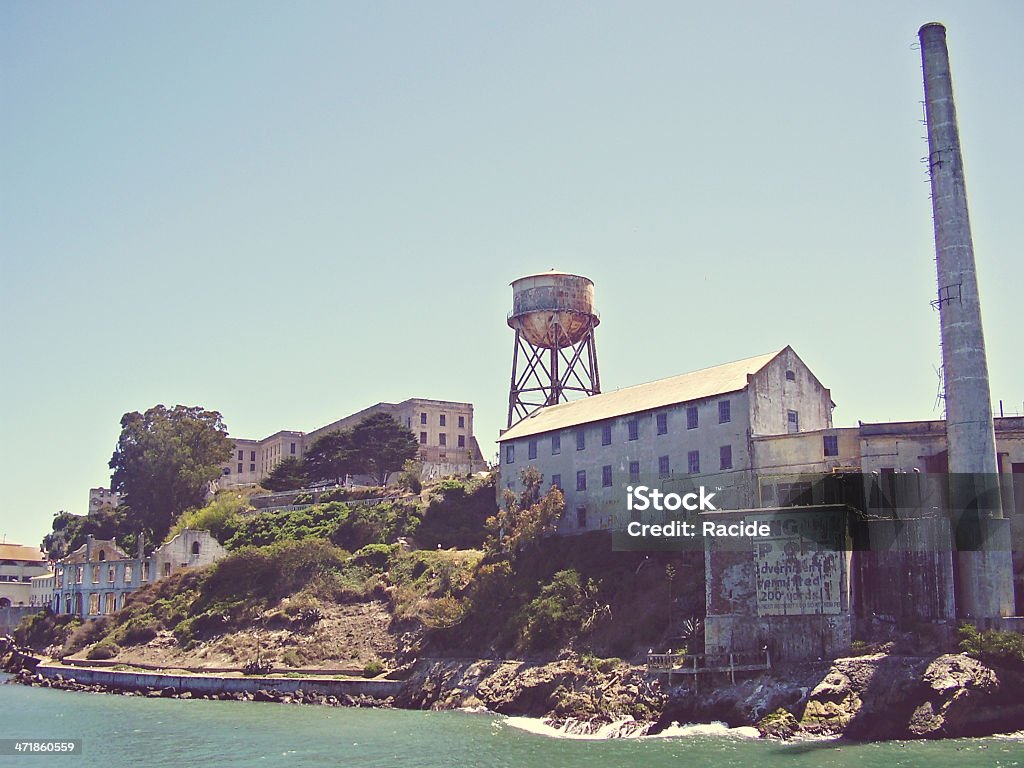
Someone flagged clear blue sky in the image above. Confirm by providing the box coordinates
[2,2,1022,549]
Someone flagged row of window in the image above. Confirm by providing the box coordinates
[543,446,736,492]
[419,432,467,448]
[420,413,466,428]
[507,401,734,464]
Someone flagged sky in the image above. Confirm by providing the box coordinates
[2,1,1022,550]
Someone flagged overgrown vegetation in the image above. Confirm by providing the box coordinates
[959,623,1024,669]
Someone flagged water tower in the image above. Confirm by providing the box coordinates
[506,271,601,427]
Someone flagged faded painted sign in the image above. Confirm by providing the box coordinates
[753,538,842,615]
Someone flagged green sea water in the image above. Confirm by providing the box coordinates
[0,677,1021,768]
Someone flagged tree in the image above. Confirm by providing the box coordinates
[302,430,356,484]
[487,466,565,556]
[262,456,308,492]
[348,413,420,486]
[109,405,233,545]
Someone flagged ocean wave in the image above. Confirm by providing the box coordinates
[504,716,760,741]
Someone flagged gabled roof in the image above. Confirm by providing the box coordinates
[500,349,785,442]
[0,543,46,563]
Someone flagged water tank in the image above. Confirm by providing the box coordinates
[507,271,600,349]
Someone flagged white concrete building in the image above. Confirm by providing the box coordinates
[497,347,833,534]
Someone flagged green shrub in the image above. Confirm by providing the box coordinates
[62,617,111,657]
[362,659,383,677]
[959,624,1024,668]
[517,569,597,651]
[13,611,81,652]
[86,639,120,661]
[353,543,397,570]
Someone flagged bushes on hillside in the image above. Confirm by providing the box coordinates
[959,624,1024,668]
[415,475,497,550]
[13,611,81,652]
[516,569,599,651]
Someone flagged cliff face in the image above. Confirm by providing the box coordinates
[395,656,664,724]
[800,653,1024,740]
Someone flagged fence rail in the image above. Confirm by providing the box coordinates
[646,649,771,684]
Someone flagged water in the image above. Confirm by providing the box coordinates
[1,676,1021,768]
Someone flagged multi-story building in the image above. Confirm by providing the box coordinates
[88,487,122,515]
[220,398,488,489]
[497,347,834,533]
[53,531,227,619]
[0,543,50,608]
[30,571,55,608]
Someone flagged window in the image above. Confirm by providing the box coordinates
[720,445,733,470]
[505,444,515,464]
[627,418,639,441]
[656,413,668,435]
[551,474,561,489]
[457,435,465,448]
[602,465,613,487]
[687,406,698,430]
[250,463,256,472]
[238,449,244,461]
[786,369,796,381]
[439,433,447,446]
[192,541,201,555]
[142,563,149,582]
[688,450,700,474]
[552,434,561,455]
[440,414,446,426]
[420,412,427,425]
[719,400,731,424]
[251,450,256,461]
[787,410,799,433]
[823,435,839,457]
[458,415,465,428]
[76,567,83,584]
[576,470,587,492]
[108,566,115,583]
[601,423,612,446]
[629,461,640,483]
[290,442,296,455]
[223,467,231,475]
[420,432,427,444]
[163,562,172,577]
[237,463,243,473]
[659,455,670,478]
[92,566,99,584]
[89,594,100,615]
[576,429,586,451]
[124,565,133,583]
[528,439,537,460]
[576,507,587,528]
[98,549,106,561]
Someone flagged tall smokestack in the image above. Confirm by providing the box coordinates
[919,22,1012,618]
[919,22,997,476]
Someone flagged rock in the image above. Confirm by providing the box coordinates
[757,708,801,739]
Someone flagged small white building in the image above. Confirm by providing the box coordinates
[0,543,50,608]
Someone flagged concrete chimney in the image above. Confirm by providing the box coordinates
[919,22,1013,618]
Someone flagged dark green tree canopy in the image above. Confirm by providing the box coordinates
[347,412,420,486]
[303,430,356,485]
[109,404,233,544]
[262,456,308,492]
[301,414,419,487]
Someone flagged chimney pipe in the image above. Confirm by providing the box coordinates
[919,22,1012,618]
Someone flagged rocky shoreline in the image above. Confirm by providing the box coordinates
[4,633,1024,741]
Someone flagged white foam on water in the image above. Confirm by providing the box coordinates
[504,716,761,741]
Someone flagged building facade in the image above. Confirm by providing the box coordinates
[53,531,227,619]
[220,398,488,489]
[0,543,50,608]
[497,347,834,534]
